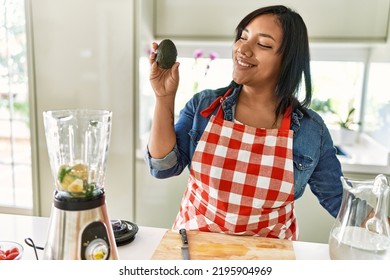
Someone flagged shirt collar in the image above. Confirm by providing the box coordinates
[223,83,304,134]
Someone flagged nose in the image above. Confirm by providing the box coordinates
[237,41,253,57]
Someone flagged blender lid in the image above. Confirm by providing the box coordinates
[111,220,139,246]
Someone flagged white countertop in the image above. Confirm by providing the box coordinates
[332,131,390,175]
[0,213,330,260]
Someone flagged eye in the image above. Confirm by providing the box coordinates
[258,43,272,49]
[239,36,248,41]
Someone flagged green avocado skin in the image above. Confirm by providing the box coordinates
[156,39,177,69]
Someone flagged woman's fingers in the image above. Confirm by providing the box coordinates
[149,42,158,65]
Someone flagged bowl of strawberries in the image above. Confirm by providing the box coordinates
[0,241,23,260]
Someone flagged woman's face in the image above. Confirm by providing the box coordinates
[232,14,283,89]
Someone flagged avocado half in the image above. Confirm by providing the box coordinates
[156,39,177,69]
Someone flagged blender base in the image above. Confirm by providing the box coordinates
[43,192,119,260]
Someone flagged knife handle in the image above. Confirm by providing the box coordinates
[179,228,188,245]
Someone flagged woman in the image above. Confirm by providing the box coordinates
[145,5,343,240]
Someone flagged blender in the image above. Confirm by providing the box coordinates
[42,109,119,260]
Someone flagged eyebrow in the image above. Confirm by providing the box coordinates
[243,28,276,42]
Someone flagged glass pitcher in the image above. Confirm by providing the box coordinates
[329,174,390,260]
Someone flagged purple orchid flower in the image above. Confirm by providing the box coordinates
[209,52,219,61]
[194,49,203,59]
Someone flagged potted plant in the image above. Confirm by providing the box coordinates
[338,107,360,145]
[338,107,357,129]
[310,99,360,145]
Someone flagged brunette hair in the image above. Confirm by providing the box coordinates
[235,5,312,116]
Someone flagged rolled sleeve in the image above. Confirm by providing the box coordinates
[144,145,183,178]
[145,145,178,170]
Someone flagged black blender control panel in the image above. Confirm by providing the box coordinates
[81,221,111,260]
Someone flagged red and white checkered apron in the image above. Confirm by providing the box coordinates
[173,88,297,240]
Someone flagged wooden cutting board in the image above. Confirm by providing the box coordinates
[151,230,295,260]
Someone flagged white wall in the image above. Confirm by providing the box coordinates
[27,0,136,221]
[154,0,390,43]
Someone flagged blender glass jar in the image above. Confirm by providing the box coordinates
[43,109,112,197]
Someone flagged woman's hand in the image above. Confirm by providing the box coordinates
[147,42,179,159]
[149,42,180,98]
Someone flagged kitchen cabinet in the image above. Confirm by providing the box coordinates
[154,0,390,43]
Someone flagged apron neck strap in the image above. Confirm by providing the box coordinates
[200,88,234,118]
[201,87,292,130]
[280,106,292,130]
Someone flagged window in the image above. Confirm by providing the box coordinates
[363,62,390,147]
[0,0,33,211]
[137,43,368,152]
[309,61,365,128]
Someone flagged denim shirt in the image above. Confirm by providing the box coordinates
[145,82,343,217]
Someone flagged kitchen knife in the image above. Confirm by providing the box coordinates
[179,228,190,260]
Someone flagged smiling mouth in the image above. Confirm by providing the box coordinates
[237,59,254,68]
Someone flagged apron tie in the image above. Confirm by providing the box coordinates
[281,106,292,130]
[201,87,293,131]
[200,88,233,118]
